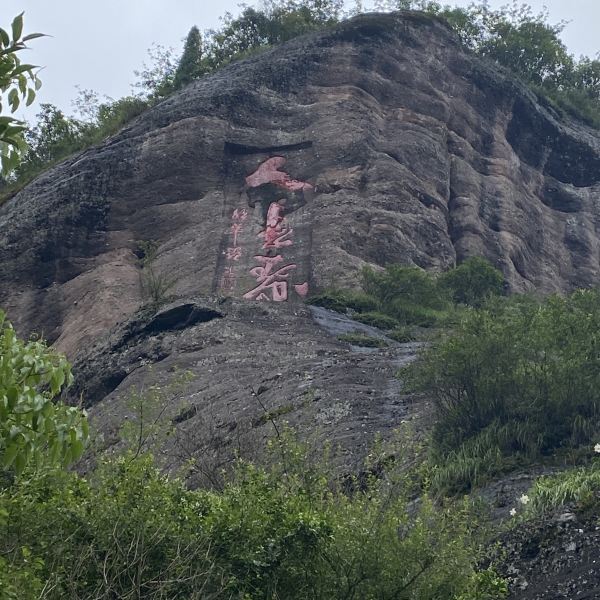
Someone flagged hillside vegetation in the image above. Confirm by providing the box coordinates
[4,256,600,596]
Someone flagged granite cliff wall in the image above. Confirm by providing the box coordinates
[1,11,599,359]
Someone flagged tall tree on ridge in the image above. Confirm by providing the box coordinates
[172,26,204,91]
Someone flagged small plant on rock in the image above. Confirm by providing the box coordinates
[137,240,177,308]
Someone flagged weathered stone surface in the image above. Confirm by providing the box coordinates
[74,300,421,485]
[495,508,600,600]
[1,11,599,358]
[1,11,599,589]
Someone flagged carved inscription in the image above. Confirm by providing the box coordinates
[243,157,311,302]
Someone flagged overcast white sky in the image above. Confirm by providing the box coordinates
[4,0,599,122]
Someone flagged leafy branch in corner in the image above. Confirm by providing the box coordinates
[0,13,44,174]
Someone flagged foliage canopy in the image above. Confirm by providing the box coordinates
[0,14,43,175]
[0,438,507,599]
[0,310,88,476]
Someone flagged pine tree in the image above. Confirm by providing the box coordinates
[172,26,204,91]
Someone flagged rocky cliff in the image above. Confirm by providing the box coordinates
[2,11,600,357]
[1,12,600,596]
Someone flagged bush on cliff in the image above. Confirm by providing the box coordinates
[407,290,600,494]
[309,258,504,329]
[439,256,505,308]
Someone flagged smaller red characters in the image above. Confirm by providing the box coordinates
[224,247,242,261]
[220,266,236,292]
[230,222,243,246]
[232,208,248,222]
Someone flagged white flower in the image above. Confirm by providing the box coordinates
[594,443,600,454]
[509,508,517,517]
[519,494,530,505]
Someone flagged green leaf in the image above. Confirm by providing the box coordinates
[21,33,45,43]
[8,87,19,112]
[50,369,65,395]
[26,87,35,106]
[11,63,37,78]
[2,443,18,469]
[6,386,18,409]
[11,13,24,43]
[71,439,84,461]
[14,451,26,475]
[0,46,26,57]
[0,29,9,48]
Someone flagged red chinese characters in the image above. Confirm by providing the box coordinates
[240,157,312,302]
[259,202,293,250]
[220,266,236,293]
[219,207,249,293]
[244,201,308,302]
[242,255,297,302]
[245,156,314,192]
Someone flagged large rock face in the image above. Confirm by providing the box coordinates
[1,13,599,594]
[1,11,599,357]
[1,9,600,466]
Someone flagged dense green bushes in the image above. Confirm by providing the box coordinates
[408,290,600,494]
[0,442,507,598]
[309,257,505,329]
[438,256,505,308]
[0,315,507,598]
[0,310,87,475]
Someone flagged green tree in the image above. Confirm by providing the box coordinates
[570,56,600,100]
[172,26,204,91]
[132,43,177,99]
[478,4,573,88]
[0,310,88,476]
[204,0,343,71]
[18,103,83,171]
[439,256,505,307]
[0,13,44,174]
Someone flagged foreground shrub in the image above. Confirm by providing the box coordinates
[0,310,88,475]
[0,458,214,598]
[0,439,507,599]
[407,291,600,494]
